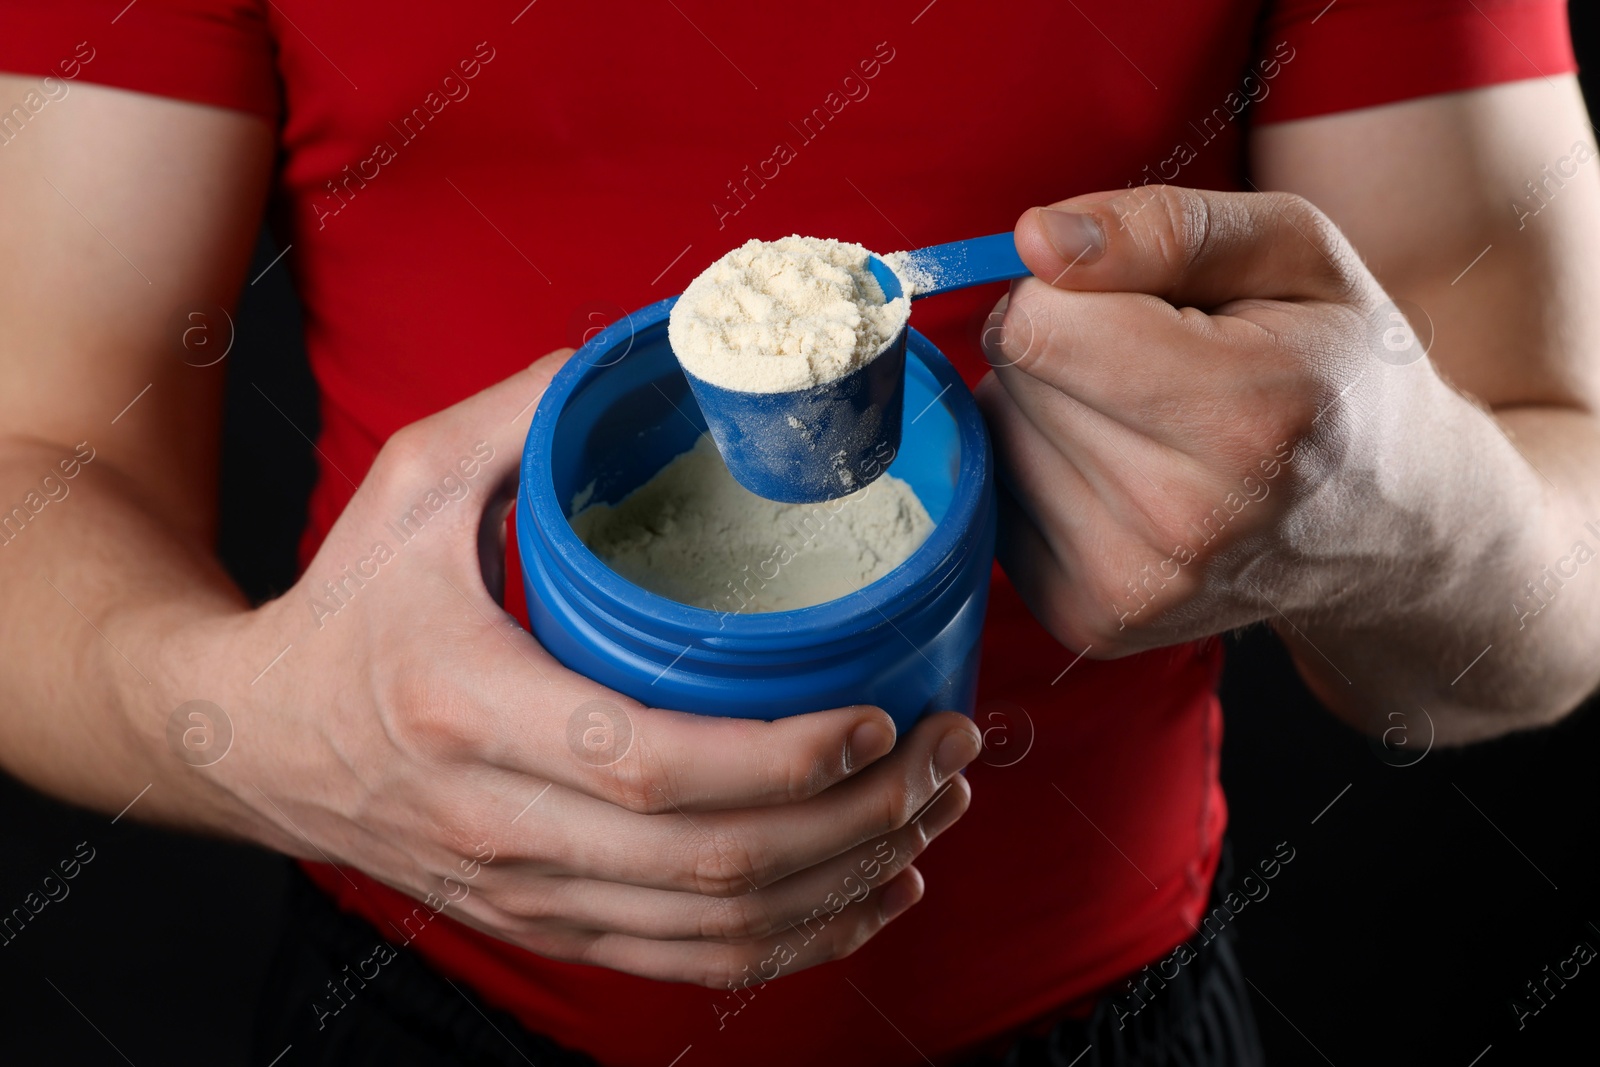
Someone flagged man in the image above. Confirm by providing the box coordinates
[0,1,1592,1064]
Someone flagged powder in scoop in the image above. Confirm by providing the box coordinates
[668,236,911,393]
[570,435,933,614]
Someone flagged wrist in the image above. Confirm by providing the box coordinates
[113,590,284,844]
[1268,365,1572,730]
[1276,365,1544,627]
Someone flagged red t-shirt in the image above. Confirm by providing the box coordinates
[1,2,1574,1064]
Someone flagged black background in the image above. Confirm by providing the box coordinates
[2,10,1597,1063]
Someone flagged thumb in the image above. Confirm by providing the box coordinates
[1013,185,1367,307]
[431,348,575,600]
[440,346,576,476]
[401,347,577,495]
[352,349,573,590]
[310,349,576,611]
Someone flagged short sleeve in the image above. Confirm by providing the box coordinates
[0,0,279,122]
[1253,0,1576,124]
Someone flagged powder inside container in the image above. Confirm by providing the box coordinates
[668,235,911,394]
[570,436,934,613]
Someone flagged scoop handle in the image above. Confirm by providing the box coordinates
[899,232,1032,300]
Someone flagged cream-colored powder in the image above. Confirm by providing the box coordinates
[668,236,911,394]
[570,435,933,613]
[883,249,939,297]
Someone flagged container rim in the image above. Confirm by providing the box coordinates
[519,295,990,644]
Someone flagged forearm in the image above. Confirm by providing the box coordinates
[1278,377,1600,742]
[0,435,256,831]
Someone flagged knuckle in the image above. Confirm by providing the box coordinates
[606,778,668,816]
[1005,280,1046,321]
[688,829,762,898]
[599,740,672,815]
[1259,405,1315,456]
[699,895,768,942]
[518,821,571,876]
[1152,185,1213,268]
[780,755,826,805]
[1067,574,1145,653]
[698,951,751,990]
[902,808,938,856]
[1266,192,1363,296]
[828,913,877,963]
[1077,570,1126,625]
[1269,191,1339,252]
[873,783,913,836]
[373,422,437,487]
[382,663,478,760]
[1001,282,1058,368]
[482,880,555,924]
[1265,190,1318,225]
[1063,609,1117,654]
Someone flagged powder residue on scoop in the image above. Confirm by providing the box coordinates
[883,249,940,297]
[668,236,911,394]
[570,436,933,613]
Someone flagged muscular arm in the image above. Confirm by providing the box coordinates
[1252,76,1600,739]
[980,76,1600,747]
[0,76,274,825]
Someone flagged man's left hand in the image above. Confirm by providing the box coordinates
[978,185,1464,657]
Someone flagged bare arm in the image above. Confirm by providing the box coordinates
[0,75,272,823]
[1251,76,1600,738]
[977,78,1600,746]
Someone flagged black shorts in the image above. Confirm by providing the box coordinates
[251,852,1263,1067]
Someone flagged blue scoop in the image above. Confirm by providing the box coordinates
[678,232,1030,503]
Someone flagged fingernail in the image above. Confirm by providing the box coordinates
[933,727,980,780]
[1036,206,1106,266]
[878,870,922,922]
[846,718,894,773]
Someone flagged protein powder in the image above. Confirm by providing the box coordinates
[667,235,911,394]
[570,435,933,614]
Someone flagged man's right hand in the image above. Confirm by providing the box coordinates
[138,350,980,988]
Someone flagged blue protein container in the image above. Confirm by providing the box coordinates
[518,296,995,732]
